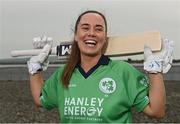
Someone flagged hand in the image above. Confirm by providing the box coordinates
[144,39,174,73]
[27,38,53,75]
[33,36,53,49]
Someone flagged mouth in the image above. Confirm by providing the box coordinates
[84,40,97,47]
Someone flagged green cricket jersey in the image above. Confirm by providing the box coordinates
[40,55,149,123]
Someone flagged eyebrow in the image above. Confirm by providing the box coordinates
[80,23,104,28]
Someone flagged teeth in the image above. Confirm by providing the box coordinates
[85,40,96,44]
[85,40,97,46]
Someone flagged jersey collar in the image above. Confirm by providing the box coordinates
[76,55,110,79]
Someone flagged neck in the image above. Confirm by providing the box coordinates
[80,54,101,73]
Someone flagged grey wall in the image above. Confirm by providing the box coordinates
[0,64,180,81]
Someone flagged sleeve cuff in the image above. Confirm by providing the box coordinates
[135,96,150,112]
[40,95,53,110]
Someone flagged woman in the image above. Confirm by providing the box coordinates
[27,10,173,123]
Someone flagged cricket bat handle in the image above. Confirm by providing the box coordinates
[11,47,57,57]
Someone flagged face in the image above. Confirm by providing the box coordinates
[75,13,107,57]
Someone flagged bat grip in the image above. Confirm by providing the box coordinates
[11,47,57,57]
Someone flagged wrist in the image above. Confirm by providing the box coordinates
[148,73,164,82]
[27,61,42,75]
[148,72,163,76]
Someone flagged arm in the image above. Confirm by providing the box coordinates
[143,39,173,118]
[143,73,166,118]
[29,74,44,107]
[27,36,53,107]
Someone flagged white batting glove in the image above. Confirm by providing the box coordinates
[144,39,174,74]
[27,40,53,75]
[33,36,53,49]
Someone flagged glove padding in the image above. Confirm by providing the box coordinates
[27,39,53,75]
[144,39,174,73]
[33,36,53,49]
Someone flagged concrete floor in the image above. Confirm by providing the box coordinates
[0,80,180,123]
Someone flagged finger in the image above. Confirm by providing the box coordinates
[34,43,51,63]
[165,47,173,62]
[163,39,174,63]
[168,40,174,49]
[33,37,41,48]
[163,64,171,73]
[36,37,41,42]
[160,39,168,57]
[162,39,173,55]
[41,36,47,43]
[36,37,42,48]
[33,37,38,43]
[47,37,53,42]
[47,37,53,45]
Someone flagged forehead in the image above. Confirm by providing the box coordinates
[79,13,105,26]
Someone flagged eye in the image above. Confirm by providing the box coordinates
[95,28,103,32]
[81,27,89,31]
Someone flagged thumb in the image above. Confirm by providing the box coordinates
[38,43,52,63]
[41,43,52,53]
[144,44,153,60]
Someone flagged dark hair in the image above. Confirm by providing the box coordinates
[61,10,108,88]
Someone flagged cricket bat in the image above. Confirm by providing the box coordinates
[11,31,162,58]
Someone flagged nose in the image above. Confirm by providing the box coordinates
[88,28,96,37]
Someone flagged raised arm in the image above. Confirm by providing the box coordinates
[27,36,52,107]
[144,73,165,118]
[143,39,173,118]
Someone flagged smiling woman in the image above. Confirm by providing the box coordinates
[62,10,108,86]
[27,10,173,123]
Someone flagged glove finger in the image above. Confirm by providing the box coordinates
[163,40,174,64]
[39,36,48,48]
[163,63,171,73]
[38,43,52,63]
[161,39,173,58]
[162,39,173,73]
[33,37,38,43]
[41,36,48,44]
[144,45,153,60]
[47,37,53,45]
[33,37,41,49]
[33,36,52,49]
[42,43,52,53]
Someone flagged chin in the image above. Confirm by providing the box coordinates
[82,51,101,57]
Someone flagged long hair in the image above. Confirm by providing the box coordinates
[61,10,108,88]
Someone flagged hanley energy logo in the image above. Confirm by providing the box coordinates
[64,97,104,121]
[99,78,116,94]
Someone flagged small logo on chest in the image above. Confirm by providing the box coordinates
[99,78,116,94]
